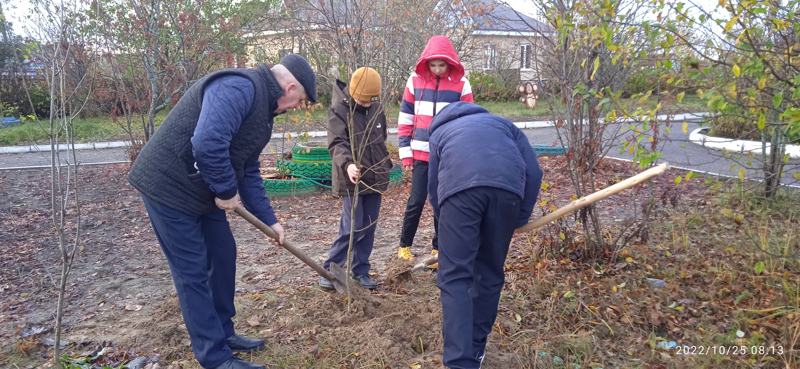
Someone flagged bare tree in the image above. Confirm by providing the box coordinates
[501,0,673,260]
[28,0,97,365]
[87,0,250,141]
[270,0,476,105]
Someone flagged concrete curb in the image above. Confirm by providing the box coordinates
[689,127,800,159]
[0,112,710,154]
[605,155,800,189]
[0,161,131,171]
[0,141,130,154]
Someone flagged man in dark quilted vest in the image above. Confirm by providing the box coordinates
[128,54,317,369]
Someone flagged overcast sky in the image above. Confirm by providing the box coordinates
[3,1,34,36]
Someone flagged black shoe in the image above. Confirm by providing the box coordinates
[352,274,377,289]
[225,334,266,353]
[476,349,485,368]
[210,357,265,369]
[319,276,334,290]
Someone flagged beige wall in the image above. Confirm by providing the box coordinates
[246,32,306,68]
[462,35,546,82]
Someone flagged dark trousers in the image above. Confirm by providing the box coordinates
[400,160,439,250]
[324,193,381,277]
[141,195,235,368]
[437,187,521,369]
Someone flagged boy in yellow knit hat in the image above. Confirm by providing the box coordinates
[320,67,392,290]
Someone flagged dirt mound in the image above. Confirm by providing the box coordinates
[286,277,442,366]
[383,258,415,285]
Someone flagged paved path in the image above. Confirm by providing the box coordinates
[2,113,798,188]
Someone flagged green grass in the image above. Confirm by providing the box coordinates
[477,93,707,120]
[632,93,707,113]
[0,94,708,146]
[0,113,168,146]
[0,117,126,146]
[0,107,321,146]
[479,98,557,118]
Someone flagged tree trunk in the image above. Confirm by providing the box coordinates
[763,126,786,199]
[54,261,68,368]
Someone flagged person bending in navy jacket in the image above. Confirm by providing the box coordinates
[128,54,317,369]
[427,102,543,369]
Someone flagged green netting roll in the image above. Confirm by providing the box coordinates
[292,142,330,156]
[387,163,403,188]
[291,144,332,162]
[389,163,403,183]
[263,178,319,197]
[277,158,333,178]
[292,153,332,163]
[532,144,568,156]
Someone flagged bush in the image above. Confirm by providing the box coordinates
[1,101,19,117]
[622,69,667,98]
[468,72,515,102]
[708,113,760,141]
[26,83,51,118]
[789,123,800,144]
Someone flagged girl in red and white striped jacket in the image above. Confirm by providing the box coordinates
[397,35,473,262]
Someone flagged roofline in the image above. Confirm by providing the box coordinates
[472,30,553,37]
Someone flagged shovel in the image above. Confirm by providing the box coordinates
[411,163,670,271]
[234,205,349,294]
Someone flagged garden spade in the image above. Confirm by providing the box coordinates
[410,163,670,271]
[234,205,349,294]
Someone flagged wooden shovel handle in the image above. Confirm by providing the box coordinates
[514,163,669,233]
[413,163,670,269]
[234,205,333,280]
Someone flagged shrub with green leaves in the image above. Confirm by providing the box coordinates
[0,101,19,117]
[467,72,515,102]
[708,108,760,141]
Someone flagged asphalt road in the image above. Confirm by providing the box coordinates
[2,121,798,188]
[517,121,800,188]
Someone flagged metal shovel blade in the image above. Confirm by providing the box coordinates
[328,262,349,294]
[411,253,439,272]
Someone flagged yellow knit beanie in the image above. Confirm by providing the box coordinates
[349,67,381,103]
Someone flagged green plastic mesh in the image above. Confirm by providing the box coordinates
[291,145,330,157]
[276,158,333,178]
[532,144,568,156]
[389,163,403,183]
[262,178,319,196]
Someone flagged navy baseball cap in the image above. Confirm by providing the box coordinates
[279,54,318,103]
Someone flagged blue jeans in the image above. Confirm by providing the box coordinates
[141,195,235,368]
[437,187,520,369]
[324,193,382,276]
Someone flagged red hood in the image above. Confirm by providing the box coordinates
[414,36,465,81]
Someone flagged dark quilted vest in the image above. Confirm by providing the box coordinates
[127,63,282,216]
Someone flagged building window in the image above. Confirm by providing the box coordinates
[483,43,497,70]
[521,43,532,70]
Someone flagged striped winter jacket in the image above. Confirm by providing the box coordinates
[398,36,474,166]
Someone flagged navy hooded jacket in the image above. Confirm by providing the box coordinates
[427,102,543,228]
